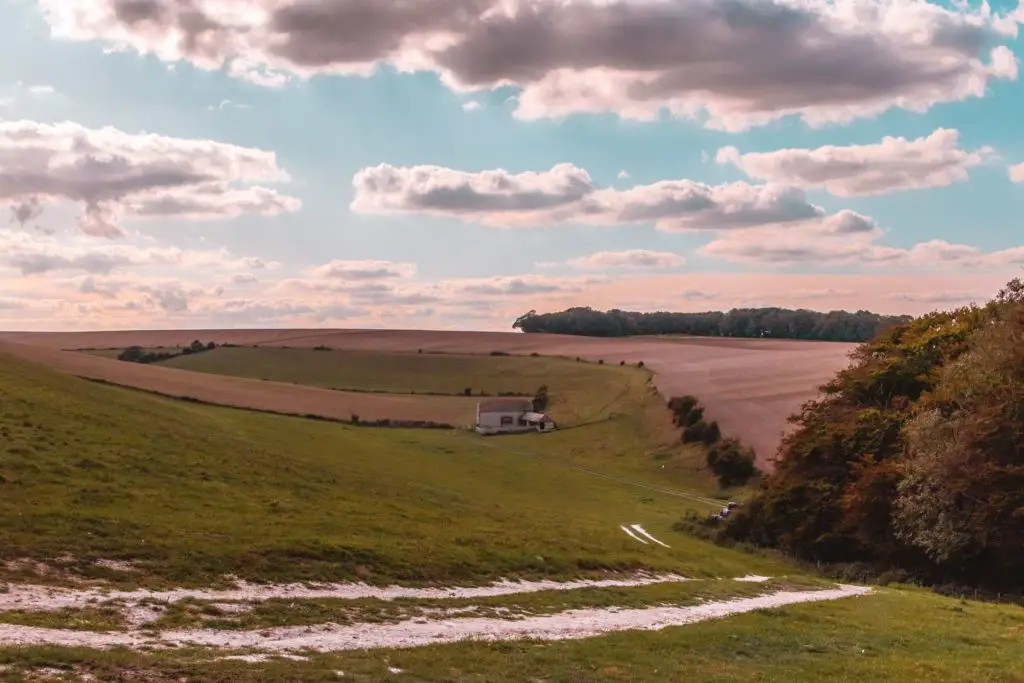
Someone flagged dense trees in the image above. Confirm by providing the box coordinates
[669,395,758,488]
[513,306,911,342]
[724,279,1024,591]
[117,340,217,364]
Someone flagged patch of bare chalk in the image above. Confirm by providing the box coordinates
[734,575,771,583]
[0,573,690,613]
[0,585,870,652]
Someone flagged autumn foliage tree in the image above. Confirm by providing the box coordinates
[724,279,1024,590]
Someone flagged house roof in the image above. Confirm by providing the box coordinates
[477,397,533,413]
[522,412,554,423]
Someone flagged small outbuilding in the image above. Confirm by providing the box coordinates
[474,398,557,435]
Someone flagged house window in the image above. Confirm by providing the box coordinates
[500,415,514,426]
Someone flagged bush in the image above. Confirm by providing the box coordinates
[667,395,700,425]
[313,345,331,351]
[706,438,757,488]
[597,359,604,365]
[490,350,511,357]
[463,387,473,396]
[350,414,360,424]
[702,420,721,444]
[681,421,708,444]
[637,361,645,368]
[532,385,550,412]
[682,405,704,427]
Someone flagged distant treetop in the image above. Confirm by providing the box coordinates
[512,306,912,343]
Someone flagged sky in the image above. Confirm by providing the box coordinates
[0,0,1023,332]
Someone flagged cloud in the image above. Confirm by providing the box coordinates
[788,288,857,299]
[680,289,717,301]
[884,290,988,304]
[229,273,259,285]
[0,228,279,276]
[307,259,417,280]
[701,225,1024,271]
[717,129,994,197]
[37,0,1021,131]
[0,119,300,237]
[617,170,630,179]
[1010,163,1024,183]
[351,162,864,232]
[209,99,251,111]
[566,249,686,270]
[462,100,481,111]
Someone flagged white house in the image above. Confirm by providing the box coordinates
[474,397,557,435]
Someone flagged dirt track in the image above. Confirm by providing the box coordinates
[0,329,856,466]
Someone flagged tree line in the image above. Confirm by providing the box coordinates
[512,306,912,342]
[719,279,1024,593]
[117,339,217,364]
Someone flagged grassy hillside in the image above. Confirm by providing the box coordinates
[2,587,1021,681]
[0,351,781,588]
[154,346,642,423]
[109,345,724,491]
[160,346,599,392]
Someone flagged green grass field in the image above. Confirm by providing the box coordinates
[95,345,722,493]
[153,346,607,396]
[1,587,1021,681]
[0,350,776,588]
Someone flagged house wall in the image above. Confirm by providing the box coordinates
[477,410,525,428]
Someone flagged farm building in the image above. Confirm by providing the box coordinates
[474,397,557,435]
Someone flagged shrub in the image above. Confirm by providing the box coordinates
[463,387,473,396]
[532,385,550,412]
[702,420,722,444]
[667,395,700,425]
[706,438,757,488]
[490,350,511,357]
[313,345,331,351]
[597,359,604,365]
[637,361,645,368]
[682,405,704,427]
[530,352,540,357]
[681,421,708,444]
[350,414,360,424]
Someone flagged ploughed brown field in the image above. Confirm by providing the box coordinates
[0,329,856,467]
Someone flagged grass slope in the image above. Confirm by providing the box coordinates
[155,347,634,420]
[138,346,723,492]
[1,588,1021,681]
[0,352,782,588]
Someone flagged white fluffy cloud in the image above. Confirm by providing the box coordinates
[0,228,280,277]
[701,226,1024,271]
[36,0,1021,130]
[0,119,300,237]
[566,250,686,270]
[1010,163,1024,182]
[351,162,871,233]
[307,259,418,280]
[716,129,994,197]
